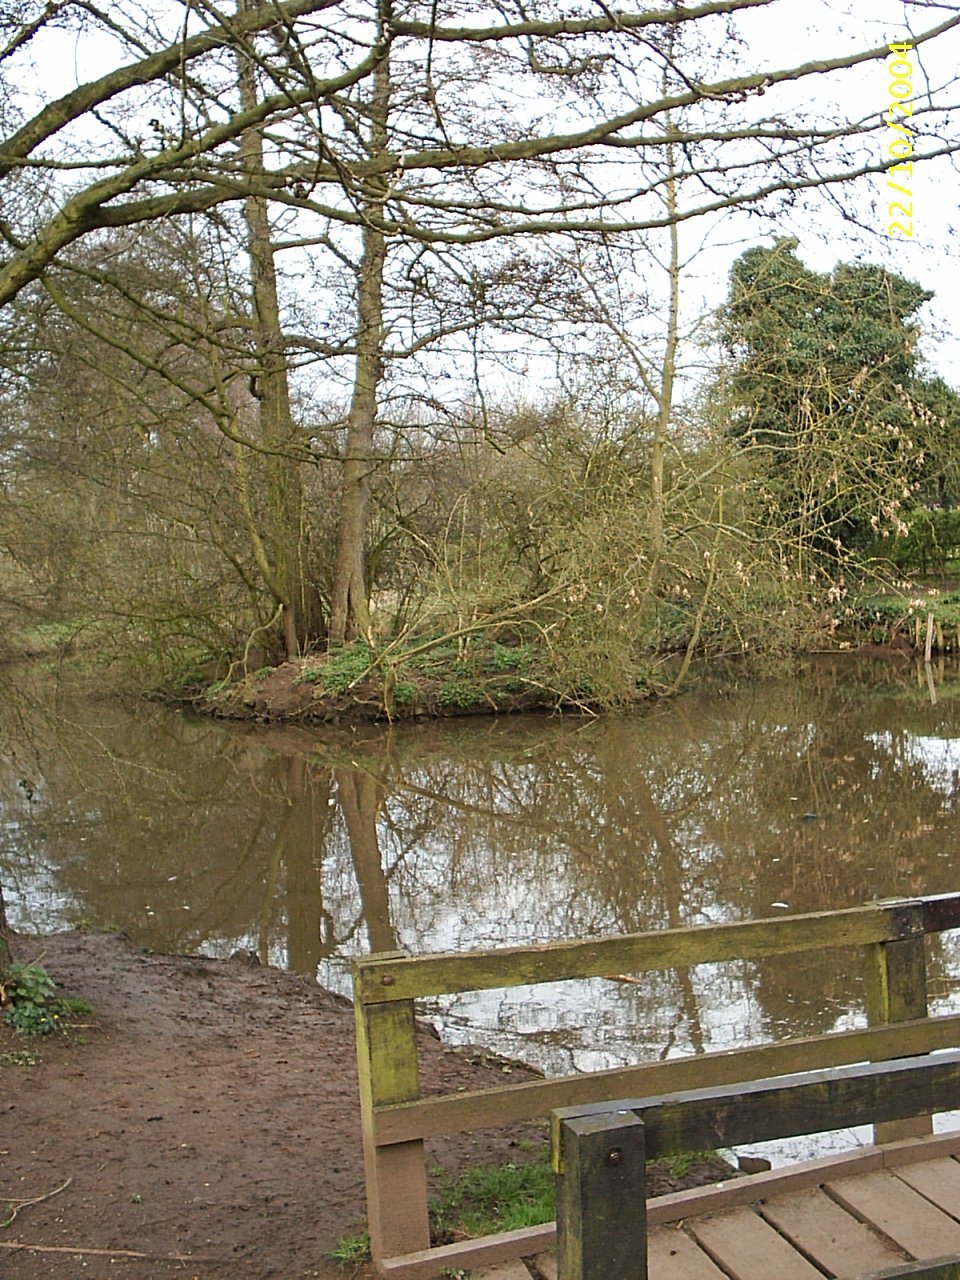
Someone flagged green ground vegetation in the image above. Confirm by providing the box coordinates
[330,1148,554,1266]
[0,959,93,1037]
[331,1143,729,1266]
[287,633,544,716]
[429,1147,555,1241]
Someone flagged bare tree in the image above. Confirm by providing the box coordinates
[2,0,959,656]
[236,0,323,658]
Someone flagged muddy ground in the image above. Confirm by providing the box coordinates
[1,931,730,1280]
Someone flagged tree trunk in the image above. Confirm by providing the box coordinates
[328,15,390,649]
[650,142,680,562]
[237,0,322,659]
[336,766,397,952]
[328,219,386,647]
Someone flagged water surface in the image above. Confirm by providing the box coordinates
[4,657,960,1114]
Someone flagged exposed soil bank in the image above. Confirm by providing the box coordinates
[203,655,568,724]
[1,931,732,1280]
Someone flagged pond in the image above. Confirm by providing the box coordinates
[4,654,960,1158]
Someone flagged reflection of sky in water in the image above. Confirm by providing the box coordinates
[867,730,960,794]
[6,666,960,1165]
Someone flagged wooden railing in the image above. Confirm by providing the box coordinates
[553,1049,960,1280]
[352,891,960,1279]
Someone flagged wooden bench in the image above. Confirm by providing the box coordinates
[553,1050,960,1280]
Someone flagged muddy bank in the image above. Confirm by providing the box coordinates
[2,931,550,1279]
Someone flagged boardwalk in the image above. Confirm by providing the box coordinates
[477,1131,960,1280]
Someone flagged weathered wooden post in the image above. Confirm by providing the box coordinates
[354,953,431,1266]
[554,1109,647,1280]
[864,899,931,1143]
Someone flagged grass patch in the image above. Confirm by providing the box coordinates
[330,1142,732,1266]
[329,1231,370,1266]
[430,1147,554,1241]
[663,1149,717,1179]
[330,1148,553,1266]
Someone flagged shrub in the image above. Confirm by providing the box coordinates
[0,960,93,1036]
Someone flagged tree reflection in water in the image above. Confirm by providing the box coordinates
[3,656,960,1079]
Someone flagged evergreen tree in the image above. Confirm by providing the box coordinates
[719,239,960,558]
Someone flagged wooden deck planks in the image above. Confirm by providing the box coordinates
[895,1158,960,1220]
[529,1254,557,1280]
[759,1184,907,1278]
[686,1205,825,1280]
[474,1138,960,1280]
[827,1171,960,1260]
[647,1224,729,1279]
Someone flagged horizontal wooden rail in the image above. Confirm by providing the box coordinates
[376,1012,960,1144]
[554,1050,960,1280]
[354,893,960,1005]
[353,890,960,1277]
[554,1049,960,1162]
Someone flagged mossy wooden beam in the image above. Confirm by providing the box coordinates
[865,933,932,1143]
[553,1049,960,1161]
[863,1260,960,1279]
[919,892,960,934]
[553,1056,960,1280]
[354,972,430,1263]
[354,897,960,1004]
[376,1013,960,1145]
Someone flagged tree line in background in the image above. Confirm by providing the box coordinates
[1,0,960,707]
